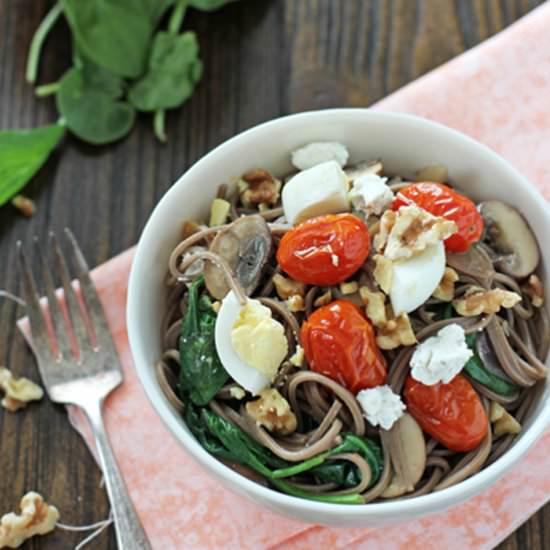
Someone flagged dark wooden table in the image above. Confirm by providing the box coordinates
[0,1,547,548]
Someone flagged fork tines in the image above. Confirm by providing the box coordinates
[17,229,114,366]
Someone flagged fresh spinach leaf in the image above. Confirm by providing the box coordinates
[138,0,177,25]
[56,67,135,145]
[128,31,202,112]
[270,478,364,504]
[0,124,65,206]
[464,333,519,397]
[188,0,240,11]
[61,0,153,78]
[178,277,229,405]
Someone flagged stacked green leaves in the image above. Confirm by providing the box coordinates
[0,0,239,208]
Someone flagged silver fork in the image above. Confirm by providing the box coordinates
[17,229,151,550]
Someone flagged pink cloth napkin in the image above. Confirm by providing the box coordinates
[19,4,550,548]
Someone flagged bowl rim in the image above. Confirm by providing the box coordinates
[128,108,550,517]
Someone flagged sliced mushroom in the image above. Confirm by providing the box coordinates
[204,215,272,300]
[478,200,540,278]
[344,160,383,181]
[446,245,495,285]
[413,163,448,183]
[381,413,427,498]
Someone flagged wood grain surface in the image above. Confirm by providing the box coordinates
[0,1,546,548]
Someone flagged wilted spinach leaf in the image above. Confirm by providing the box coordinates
[128,31,202,112]
[61,0,153,78]
[56,67,135,145]
[0,124,65,206]
[178,277,229,405]
[199,408,365,504]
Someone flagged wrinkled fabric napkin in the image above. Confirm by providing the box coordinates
[19,3,550,549]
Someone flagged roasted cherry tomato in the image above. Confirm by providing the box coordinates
[276,214,370,285]
[392,182,483,253]
[301,300,387,393]
[404,374,488,452]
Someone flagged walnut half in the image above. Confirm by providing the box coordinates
[453,287,521,316]
[432,267,459,302]
[376,312,417,350]
[245,388,297,435]
[523,274,544,308]
[0,367,43,412]
[239,169,282,208]
[0,492,59,549]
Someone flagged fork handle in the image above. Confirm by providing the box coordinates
[83,399,152,550]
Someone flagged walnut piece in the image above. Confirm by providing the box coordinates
[0,492,59,549]
[0,368,43,412]
[453,287,521,316]
[11,195,36,217]
[313,290,332,307]
[286,295,305,312]
[432,267,459,302]
[376,312,417,350]
[239,169,282,207]
[180,219,201,240]
[490,401,521,436]
[273,273,306,300]
[374,205,457,260]
[359,287,387,327]
[289,345,305,367]
[340,281,358,295]
[523,274,544,308]
[373,254,393,294]
[245,388,297,435]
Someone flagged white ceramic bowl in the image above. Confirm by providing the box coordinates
[127,109,550,527]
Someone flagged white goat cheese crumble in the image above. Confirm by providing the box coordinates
[349,174,394,217]
[410,324,473,385]
[291,142,349,170]
[356,385,405,430]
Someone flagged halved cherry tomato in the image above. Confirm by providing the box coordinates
[392,182,483,253]
[404,374,488,452]
[276,214,370,285]
[301,300,387,393]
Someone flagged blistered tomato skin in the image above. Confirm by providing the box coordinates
[301,300,387,393]
[392,182,484,253]
[276,213,370,286]
[404,374,488,452]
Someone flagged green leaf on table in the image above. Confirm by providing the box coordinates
[56,66,135,145]
[138,0,177,24]
[188,0,240,11]
[178,277,229,405]
[0,124,65,207]
[60,0,154,78]
[128,31,202,112]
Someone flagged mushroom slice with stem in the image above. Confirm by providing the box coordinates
[381,413,427,498]
[478,200,540,278]
[204,214,273,300]
[446,244,495,286]
[345,160,383,181]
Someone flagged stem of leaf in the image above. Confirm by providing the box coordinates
[168,0,188,35]
[35,82,60,97]
[25,2,63,84]
[154,110,167,143]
